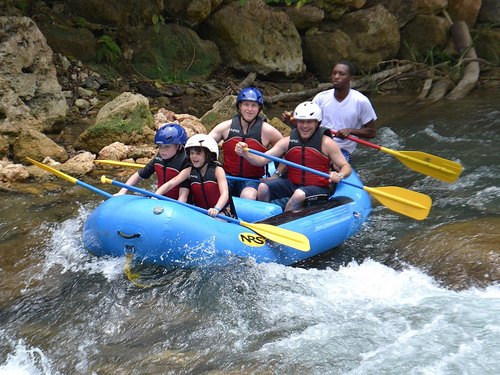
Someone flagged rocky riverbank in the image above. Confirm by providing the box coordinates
[1,0,499,192]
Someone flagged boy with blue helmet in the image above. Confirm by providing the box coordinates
[114,123,190,201]
[209,87,283,200]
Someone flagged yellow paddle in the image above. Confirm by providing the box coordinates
[245,149,433,220]
[100,176,311,252]
[331,130,463,183]
[26,157,112,198]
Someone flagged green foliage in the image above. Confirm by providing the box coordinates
[76,17,89,28]
[152,14,165,34]
[88,106,153,138]
[96,35,122,65]
[14,0,30,13]
[423,45,455,66]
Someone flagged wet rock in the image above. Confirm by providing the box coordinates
[393,218,500,290]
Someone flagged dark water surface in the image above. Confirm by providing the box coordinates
[1,91,499,374]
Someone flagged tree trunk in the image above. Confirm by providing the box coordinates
[446,21,480,100]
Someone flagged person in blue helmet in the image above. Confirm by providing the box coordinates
[114,123,190,201]
[209,87,283,200]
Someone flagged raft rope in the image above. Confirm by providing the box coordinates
[124,254,152,288]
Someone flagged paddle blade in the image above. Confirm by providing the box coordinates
[364,186,432,220]
[382,148,463,183]
[240,220,311,252]
[26,157,77,184]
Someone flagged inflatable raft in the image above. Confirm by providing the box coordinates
[83,170,372,267]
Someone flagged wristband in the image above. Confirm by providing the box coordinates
[337,172,344,179]
[274,170,282,177]
[213,207,221,212]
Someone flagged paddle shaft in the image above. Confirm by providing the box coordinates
[26,157,112,198]
[95,160,258,183]
[76,180,113,198]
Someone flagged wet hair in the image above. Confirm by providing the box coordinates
[336,61,356,76]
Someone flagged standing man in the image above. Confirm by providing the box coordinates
[282,61,377,161]
[313,61,377,161]
[209,87,283,200]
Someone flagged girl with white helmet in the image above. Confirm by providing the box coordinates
[235,101,351,212]
[114,123,190,201]
[156,134,236,218]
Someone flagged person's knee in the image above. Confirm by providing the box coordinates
[257,183,270,201]
[240,187,257,200]
[285,190,306,211]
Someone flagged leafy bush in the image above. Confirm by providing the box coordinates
[96,35,122,65]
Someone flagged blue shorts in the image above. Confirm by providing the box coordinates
[228,178,260,197]
[262,178,330,202]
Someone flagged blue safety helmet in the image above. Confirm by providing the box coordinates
[154,123,188,146]
[236,87,264,109]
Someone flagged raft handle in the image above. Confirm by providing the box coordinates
[117,231,141,239]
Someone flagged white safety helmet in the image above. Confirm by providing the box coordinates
[185,134,219,160]
[293,101,322,123]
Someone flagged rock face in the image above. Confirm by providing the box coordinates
[0,17,67,136]
[132,24,221,82]
[303,5,400,80]
[205,0,305,78]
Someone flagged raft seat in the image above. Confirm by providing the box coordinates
[257,196,354,226]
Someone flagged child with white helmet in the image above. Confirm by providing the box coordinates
[155,134,236,218]
[114,123,190,201]
[235,101,351,212]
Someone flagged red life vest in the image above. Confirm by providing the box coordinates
[189,163,237,218]
[189,163,222,209]
[222,115,267,178]
[151,152,188,199]
[285,127,331,187]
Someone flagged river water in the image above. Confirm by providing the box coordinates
[1,91,499,374]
